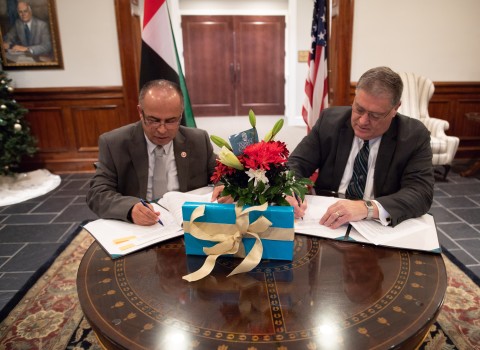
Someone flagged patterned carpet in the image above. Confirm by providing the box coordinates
[0,229,479,350]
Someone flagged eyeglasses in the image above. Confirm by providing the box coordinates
[352,101,395,122]
[141,110,181,129]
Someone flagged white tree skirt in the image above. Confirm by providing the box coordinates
[0,169,62,206]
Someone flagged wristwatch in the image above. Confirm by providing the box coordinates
[364,200,374,220]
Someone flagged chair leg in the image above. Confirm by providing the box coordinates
[442,165,451,180]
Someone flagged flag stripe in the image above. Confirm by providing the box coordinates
[139,42,178,87]
[302,0,328,131]
[143,0,164,28]
[142,4,177,74]
[140,0,196,128]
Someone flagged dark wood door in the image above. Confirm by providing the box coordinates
[182,16,285,116]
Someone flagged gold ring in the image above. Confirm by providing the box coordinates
[335,211,341,218]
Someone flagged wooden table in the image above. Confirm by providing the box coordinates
[77,235,447,350]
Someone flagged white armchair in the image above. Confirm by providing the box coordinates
[398,72,459,180]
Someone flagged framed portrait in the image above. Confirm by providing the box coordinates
[0,0,63,69]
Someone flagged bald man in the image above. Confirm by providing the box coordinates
[87,80,217,225]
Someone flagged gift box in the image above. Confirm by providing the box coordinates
[181,202,295,282]
[182,202,294,261]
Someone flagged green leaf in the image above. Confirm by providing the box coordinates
[271,118,284,139]
[248,109,256,128]
[210,135,233,151]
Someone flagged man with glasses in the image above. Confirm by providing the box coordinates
[287,66,434,227]
[87,80,217,225]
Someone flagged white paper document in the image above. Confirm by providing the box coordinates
[84,203,183,259]
[349,214,440,252]
[158,188,214,226]
[294,195,441,253]
[294,195,348,239]
[83,187,215,259]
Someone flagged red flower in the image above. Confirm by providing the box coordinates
[211,160,237,183]
[242,141,288,170]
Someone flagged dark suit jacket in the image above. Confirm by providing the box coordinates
[287,107,434,226]
[87,122,217,221]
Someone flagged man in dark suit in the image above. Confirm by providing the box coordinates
[87,80,217,226]
[287,66,434,228]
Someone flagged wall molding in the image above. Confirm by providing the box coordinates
[14,86,131,173]
[13,82,480,174]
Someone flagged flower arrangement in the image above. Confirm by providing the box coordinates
[210,110,312,206]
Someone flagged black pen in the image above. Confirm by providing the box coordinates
[140,199,164,226]
[343,224,352,241]
[294,193,304,220]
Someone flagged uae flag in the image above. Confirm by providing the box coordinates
[302,0,329,131]
[140,0,196,127]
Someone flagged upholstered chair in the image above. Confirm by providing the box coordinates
[398,72,459,180]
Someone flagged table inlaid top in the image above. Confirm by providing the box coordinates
[77,234,447,350]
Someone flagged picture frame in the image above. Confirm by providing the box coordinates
[0,0,63,69]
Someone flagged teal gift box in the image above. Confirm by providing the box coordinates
[182,202,295,261]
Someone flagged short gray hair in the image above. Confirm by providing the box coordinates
[356,66,403,106]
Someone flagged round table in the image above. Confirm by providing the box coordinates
[77,235,447,349]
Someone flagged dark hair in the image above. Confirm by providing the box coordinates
[356,66,403,106]
[138,79,184,111]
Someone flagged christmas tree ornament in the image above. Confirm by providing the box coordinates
[0,68,37,175]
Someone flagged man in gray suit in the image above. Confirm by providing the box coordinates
[2,1,52,56]
[87,80,217,226]
[288,66,434,228]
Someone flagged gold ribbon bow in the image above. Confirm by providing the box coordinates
[182,203,272,282]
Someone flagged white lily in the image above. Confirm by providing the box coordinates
[219,146,244,170]
[246,168,269,187]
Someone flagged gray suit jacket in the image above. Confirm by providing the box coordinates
[3,17,52,55]
[288,107,434,226]
[87,122,217,221]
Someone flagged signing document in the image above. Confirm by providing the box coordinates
[83,187,215,259]
[295,195,440,253]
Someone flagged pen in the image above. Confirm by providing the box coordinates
[294,193,304,220]
[343,224,352,241]
[140,199,164,226]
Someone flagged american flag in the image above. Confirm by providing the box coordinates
[302,0,328,130]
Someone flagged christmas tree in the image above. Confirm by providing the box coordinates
[0,66,37,176]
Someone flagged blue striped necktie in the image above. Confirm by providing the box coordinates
[346,140,370,200]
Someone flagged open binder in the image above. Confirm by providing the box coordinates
[294,195,441,253]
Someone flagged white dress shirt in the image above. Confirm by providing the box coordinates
[338,136,391,225]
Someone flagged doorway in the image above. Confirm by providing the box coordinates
[181,16,285,116]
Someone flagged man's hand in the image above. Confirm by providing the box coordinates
[320,200,374,229]
[285,195,307,219]
[10,45,29,53]
[210,185,234,203]
[131,202,161,226]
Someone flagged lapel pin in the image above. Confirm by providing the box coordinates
[181,152,187,158]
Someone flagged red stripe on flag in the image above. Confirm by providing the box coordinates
[302,0,328,131]
[143,0,165,28]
